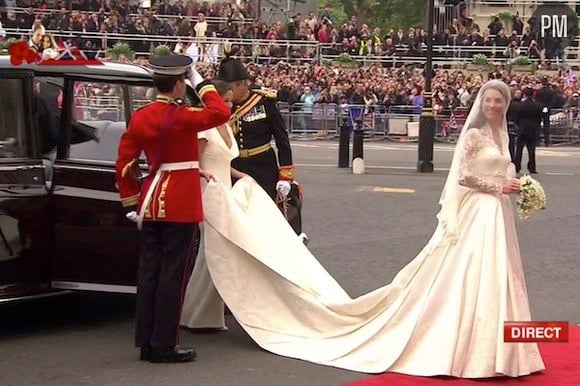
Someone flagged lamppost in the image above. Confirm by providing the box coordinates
[417,0,435,173]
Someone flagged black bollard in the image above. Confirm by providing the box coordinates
[352,122,364,161]
[338,120,350,168]
[417,109,435,173]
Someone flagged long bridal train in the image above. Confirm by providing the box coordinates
[200,177,544,377]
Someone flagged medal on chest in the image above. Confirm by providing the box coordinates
[243,105,267,123]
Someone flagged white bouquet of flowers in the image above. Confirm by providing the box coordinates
[517,175,547,220]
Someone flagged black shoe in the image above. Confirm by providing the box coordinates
[148,346,197,363]
[530,170,538,174]
[139,346,151,361]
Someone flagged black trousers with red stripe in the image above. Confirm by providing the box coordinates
[135,221,199,349]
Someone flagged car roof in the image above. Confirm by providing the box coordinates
[0,55,153,81]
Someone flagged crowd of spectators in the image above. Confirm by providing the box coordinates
[223,61,576,116]
[2,0,573,62]
[315,10,573,64]
[2,0,580,130]
[0,0,257,55]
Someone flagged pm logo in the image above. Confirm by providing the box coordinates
[541,14,567,38]
[531,3,579,49]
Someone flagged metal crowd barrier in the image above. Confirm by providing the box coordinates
[431,106,580,144]
[320,44,529,63]
[5,25,580,66]
[383,105,422,141]
[336,104,389,140]
[284,103,414,141]
[69,95,580,144]
[3,27,320,64]
[544,107,580,144]
[285,103,339,139]
[74,96,126,121]
[433,107,469,142]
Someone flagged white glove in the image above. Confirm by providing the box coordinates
[276,181,291,197]
[189,67,204,88]
[126,211,138,223]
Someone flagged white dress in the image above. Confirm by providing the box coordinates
[199,127,546,377]
[180,125,239,329]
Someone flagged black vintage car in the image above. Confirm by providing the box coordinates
[0,56,182,302]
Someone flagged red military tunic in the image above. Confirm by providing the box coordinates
[116,83,230,224]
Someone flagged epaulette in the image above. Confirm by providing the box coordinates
[135,101,155,111]
[253,88,277,99]
[135,97,184,111]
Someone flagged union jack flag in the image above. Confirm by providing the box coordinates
[441,113,458,137]
[39,41,102,65]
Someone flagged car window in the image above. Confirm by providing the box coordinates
[131,85,156,110]
[130,84,196,113]
[67,83,195,163]
[74,82,126,122]
[0,78,27,158]
[34,76,64,156]
[69,81,127,163]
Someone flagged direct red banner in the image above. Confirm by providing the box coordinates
[504,321,569,343]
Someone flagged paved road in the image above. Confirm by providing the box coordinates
[292,139,580,174]
[1,141,578,386]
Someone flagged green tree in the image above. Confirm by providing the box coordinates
[318,0,348,28]
[318,0,426,30]
[370,0,426,31]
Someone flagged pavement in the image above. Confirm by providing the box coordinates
[1,140,578,386]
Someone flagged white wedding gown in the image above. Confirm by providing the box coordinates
[188,125,546,377]
[181,125,239,329]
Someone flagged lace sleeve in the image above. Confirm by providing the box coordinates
[458,129,503,194]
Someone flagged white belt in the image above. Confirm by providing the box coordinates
[137,161,199,230]
[158,161,199,171]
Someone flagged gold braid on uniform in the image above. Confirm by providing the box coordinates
[121,158,138,179]
[279,165,295,181]
[239,88,291,179]
[121,194,140,208]
[253,88,277,99]
[229,92,263,135]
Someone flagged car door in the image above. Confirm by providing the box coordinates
[0,70,54,301]
[49,77,146,294]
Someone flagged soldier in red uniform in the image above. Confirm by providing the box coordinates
[115,55,230,363]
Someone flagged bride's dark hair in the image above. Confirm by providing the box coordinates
[478,80,510,106]
[470,80,511,129]
[212,79,232,97]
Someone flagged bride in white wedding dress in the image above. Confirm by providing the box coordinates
[181,82,248,330]
[193,80,545,378]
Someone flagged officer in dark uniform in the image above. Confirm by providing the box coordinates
[217,56,306,238]
[535,78,554,146]
[116,55,231,363]
[515,87,542,174]
[506,88,522,162]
